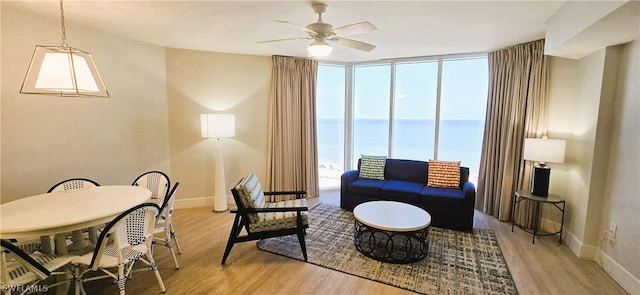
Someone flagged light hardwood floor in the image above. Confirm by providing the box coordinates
[80,192,628,295]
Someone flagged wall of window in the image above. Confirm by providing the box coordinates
[316,65,346,188]
[316,55,488,189]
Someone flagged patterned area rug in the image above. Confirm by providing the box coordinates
[257,203,518,295]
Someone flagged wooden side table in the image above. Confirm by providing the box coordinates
[511,190,566,244]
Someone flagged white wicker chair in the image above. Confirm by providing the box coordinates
[47,178,99,193]
[1,239,77,295]
[152,182,182,269]
[71,203,166,295]
[131,171,170,206]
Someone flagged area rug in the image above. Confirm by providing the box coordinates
[257,203,518,295]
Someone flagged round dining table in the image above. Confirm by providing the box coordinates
[0,185,152,253]
[0,185,152,294]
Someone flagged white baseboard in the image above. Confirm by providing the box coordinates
[175,195,235,210]
[175,196,214,209]
[541,218,639,294]
[540,217,591,258]
[601,249,640,295]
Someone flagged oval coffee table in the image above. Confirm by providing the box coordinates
[353,201,431,264]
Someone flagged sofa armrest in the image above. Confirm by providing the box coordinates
[341,170,359,184]
[340,170,359,208]
[462,181,476,203]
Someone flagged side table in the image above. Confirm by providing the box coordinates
[511,190,566,244]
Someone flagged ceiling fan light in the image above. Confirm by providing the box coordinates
[307,42,332,57]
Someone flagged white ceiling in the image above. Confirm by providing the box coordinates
[6,0,568,62]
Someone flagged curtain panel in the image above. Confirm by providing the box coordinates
[476,39,549,224]
[266,55,320,201]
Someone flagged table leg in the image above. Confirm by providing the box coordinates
[53,233,71,295]
[511,194,517,232]
[40,236,53,254]
[559,201,565,244]
[532,201,541,244]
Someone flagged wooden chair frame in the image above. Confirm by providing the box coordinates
[221,184,309,264]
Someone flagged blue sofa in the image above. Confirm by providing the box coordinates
[340,158,476,231]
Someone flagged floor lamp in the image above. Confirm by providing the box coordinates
[201,114,235,212]
[523,137,566,197]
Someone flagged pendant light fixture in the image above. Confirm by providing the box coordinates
[20,0,109,97]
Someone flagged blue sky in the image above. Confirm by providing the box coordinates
[317,57,488,121]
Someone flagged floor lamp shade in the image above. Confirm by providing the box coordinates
[201,114,235,212]
[201,114,235,138]
[523,138,566,197]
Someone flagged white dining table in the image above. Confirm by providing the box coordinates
[0,185,152,253]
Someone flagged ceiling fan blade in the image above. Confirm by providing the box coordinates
[330,37,376,52]
[273,20,317,36]
[257,37,310,44]
[331,21,377,37]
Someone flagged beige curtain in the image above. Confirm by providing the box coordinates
[266,55,320,201]
[476,39,549,225]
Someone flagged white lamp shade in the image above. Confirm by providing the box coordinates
[20,45,109,97]
[523,138,566,163]
[201,114,235,138]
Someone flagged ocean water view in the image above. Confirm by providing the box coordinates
[318,118,484,188]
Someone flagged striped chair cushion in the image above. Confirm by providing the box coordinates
[235,173,266,223]
[427,160,461,188]
[4,252,75,286]
[248,198,308,233]
[359,155,387,180]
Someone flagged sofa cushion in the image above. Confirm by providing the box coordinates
[381,180,423,204]
[420,186,466,208]
[359,155,387,180]
[348,179,385,197]
[427,160,461,188]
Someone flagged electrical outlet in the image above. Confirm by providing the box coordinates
[607,222,617,240]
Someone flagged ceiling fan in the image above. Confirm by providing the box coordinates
[259,2,378,57]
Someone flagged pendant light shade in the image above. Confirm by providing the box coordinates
[20,45,109,97]
[20,0,109,98]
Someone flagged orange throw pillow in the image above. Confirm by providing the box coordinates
[427,160,461,188]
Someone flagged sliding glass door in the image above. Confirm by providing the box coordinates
[316,65,346,188]
[392,62,438,161]
[352,65,391,167]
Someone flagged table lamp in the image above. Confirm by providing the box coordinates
[523,137,566,197]
[201,114,235,212]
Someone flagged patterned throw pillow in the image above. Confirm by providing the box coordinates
[359,155,387,180]
[427,160,461,188]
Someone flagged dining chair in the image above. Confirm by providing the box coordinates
[131,171,170,206]
[1,239,77,295]
[221,173,309,264]
[47,178,102,247]
[71,203,166,295]
[47,178,100,193]
[152,182,182,269]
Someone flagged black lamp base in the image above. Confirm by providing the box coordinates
[531,165,550,197]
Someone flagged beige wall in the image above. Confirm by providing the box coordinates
[1,4,170,202]
[547,40,639,292]
[165,48,270,205]
[599,40,639,290]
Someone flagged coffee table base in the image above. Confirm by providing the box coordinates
[354,219,429,264]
